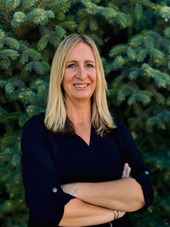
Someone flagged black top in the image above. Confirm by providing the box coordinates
[21,113,154,227]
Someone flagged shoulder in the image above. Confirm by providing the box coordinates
[112,115,121,126]
[22,112,47,135]
[112,115,125,131]
[21,112,50,150]
[112,115,132,139]
[23,112,45,127]
[24,112,45,124]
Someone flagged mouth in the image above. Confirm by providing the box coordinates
[73,83,89,88]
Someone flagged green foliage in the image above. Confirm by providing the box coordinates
[0,0,170,226]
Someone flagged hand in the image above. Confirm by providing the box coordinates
[61,183,76,196]
[61,163,131,195]
[121,163,131,179]
[113,210,126,220]
[113,163,131,220]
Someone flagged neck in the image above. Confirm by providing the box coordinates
[66,100,91,127]
[65,100,92,145]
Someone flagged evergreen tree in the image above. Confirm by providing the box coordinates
[0,0,170,226]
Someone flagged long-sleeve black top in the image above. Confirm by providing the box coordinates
[21,113,154,227]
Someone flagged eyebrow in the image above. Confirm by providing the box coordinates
[66,60,96,63]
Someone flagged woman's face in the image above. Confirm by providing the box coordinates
[62,42,97,105]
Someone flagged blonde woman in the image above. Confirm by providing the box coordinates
[21,34,153,227]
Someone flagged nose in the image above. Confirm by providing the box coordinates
[76,66,87,80]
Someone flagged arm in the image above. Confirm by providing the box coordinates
[61,163,143,213]
[59,198,125,227]
[62,178,144,213]
[21,114,74,226]
[59,163,130,226]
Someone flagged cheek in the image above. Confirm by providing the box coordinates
[62,77,69,93]
[89,69,97,81]
[91,73,97,86]
[63,70,75,82]
[62,73,70,86]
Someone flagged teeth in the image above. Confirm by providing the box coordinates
[74,84,88,88]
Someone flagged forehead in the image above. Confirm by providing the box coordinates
[67,42,95,61]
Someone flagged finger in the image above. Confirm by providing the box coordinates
[121,163,129,178]
[126,166,131,177]
[121,163,127,178]
[122,163,131,178]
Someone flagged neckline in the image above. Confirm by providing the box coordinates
[74,126,94,147]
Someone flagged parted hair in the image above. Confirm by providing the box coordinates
[44,33,116,136]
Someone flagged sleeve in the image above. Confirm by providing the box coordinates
[114,117,154,212]
[21,114,74,227]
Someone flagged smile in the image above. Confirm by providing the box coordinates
[74,84,89,88]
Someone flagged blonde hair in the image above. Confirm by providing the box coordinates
[45,33,116,136]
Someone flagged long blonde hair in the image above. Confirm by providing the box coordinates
[45,33,116,136]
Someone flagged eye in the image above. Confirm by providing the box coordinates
[86,63,94,68]
[67,63,76,68]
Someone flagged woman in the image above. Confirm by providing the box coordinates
[21,33,154,227]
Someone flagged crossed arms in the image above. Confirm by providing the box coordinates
[59,163,145,226]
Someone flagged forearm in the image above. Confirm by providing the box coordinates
[79,178,145,211]
[59,198,120,227]
[62,178,145,212]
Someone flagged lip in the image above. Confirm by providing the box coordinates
[73,83,90,88]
